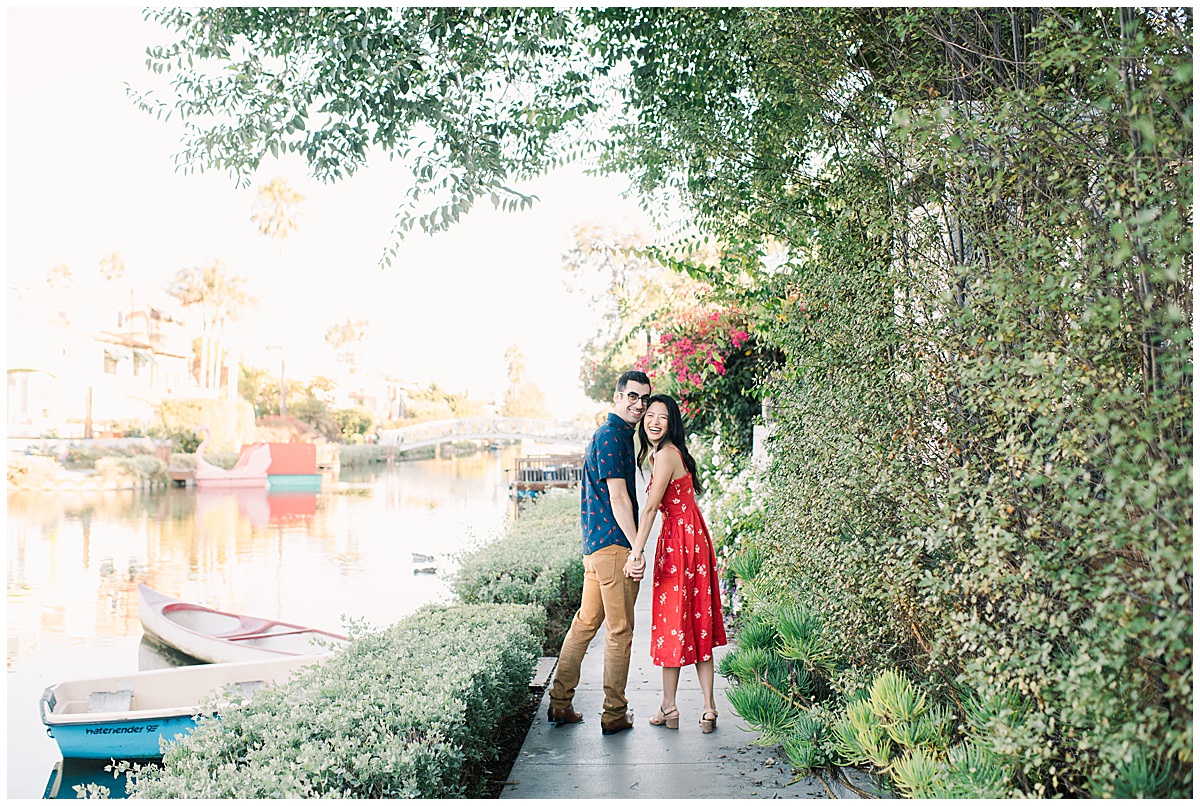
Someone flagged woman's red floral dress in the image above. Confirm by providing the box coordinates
[649,447,728,667]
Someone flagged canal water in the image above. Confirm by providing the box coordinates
[6,447,533,799]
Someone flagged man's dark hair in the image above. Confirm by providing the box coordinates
[616,370,650,392]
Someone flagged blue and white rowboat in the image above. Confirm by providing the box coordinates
[40,655,322,759]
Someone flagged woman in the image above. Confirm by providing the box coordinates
[623,394,728,733]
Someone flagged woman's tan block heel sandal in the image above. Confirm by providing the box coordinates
[649,706,680,730]
[700,709,718,734]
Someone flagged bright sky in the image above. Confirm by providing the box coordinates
[6,7,659,420]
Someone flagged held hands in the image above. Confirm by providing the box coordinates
[624,552,647,580]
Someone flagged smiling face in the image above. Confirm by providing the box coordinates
[613,380,651,426]
[642,401,670,446]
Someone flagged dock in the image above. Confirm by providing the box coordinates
[508,455,583,498]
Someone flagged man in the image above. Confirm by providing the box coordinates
[547,370,651,736]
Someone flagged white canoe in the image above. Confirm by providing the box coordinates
[138,585,348,664]
[40,655,322,759]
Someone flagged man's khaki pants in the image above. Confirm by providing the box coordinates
[549,544,640,723]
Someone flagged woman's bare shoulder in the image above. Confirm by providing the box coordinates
[655,443,685,470]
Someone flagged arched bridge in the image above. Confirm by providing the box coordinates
[377,417,595,454]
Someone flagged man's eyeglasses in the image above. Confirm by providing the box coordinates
[622,391,649,404]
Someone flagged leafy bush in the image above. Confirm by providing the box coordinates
[1099,746,1189,799]
[722,603,1012,796]
[123,603,544,798]
[62,443,160,470]
[451,489,583,654]
[95,455,167,484]
[782,708,837,775]
[7,455,64,487]
[394,383,486,422]
[286,396,341,441]
[689,440,768,623]
[337,444,390,466]
[153,398,255,452]
[253,415,322,444]
[725,680,801,745]
[655,8,1192,796]
[331,406,377,443]
[101,418,150,437]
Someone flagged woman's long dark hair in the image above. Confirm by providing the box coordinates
[637,394,703,495]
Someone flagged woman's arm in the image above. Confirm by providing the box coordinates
[623,449,681,576]
[607,477,645,580]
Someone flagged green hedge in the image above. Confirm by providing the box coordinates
[452,489,583,654]
[95,455,167,484]
[63,444,158,470]
[337,444,439,466]
[124,603,543,798]
[337,444,388,466]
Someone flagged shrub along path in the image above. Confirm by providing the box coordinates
[500,535,885,800]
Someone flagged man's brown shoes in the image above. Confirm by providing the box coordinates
[547,705,584,725]
[601,713,635,735]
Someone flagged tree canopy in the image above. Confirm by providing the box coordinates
[134,7,612,263]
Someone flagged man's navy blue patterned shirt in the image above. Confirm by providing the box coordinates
[580,413,639,555]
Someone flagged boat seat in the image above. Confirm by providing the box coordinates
[87,689,133,713]
[216,679,267,708]
[228,628,314,642]
[229,680,265,698]
[219,617,275,637]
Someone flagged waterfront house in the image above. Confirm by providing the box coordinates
[7,284,198,438]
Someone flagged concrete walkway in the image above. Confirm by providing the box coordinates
[501,524,885,798]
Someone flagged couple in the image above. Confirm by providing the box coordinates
[547,370,728,736]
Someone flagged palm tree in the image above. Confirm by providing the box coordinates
[250,178,304,407]
[251,177,306,241]
[99,252,126,282]
[325,319,370,373]
[502,344,550,420]
[167,260,256,394]
[46,263,73,289]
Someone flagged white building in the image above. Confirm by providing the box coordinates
[7,285,198,438]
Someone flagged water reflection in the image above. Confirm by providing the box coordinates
[138,636,204,671]
[44,758,143,800]
[7,449,523,798]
